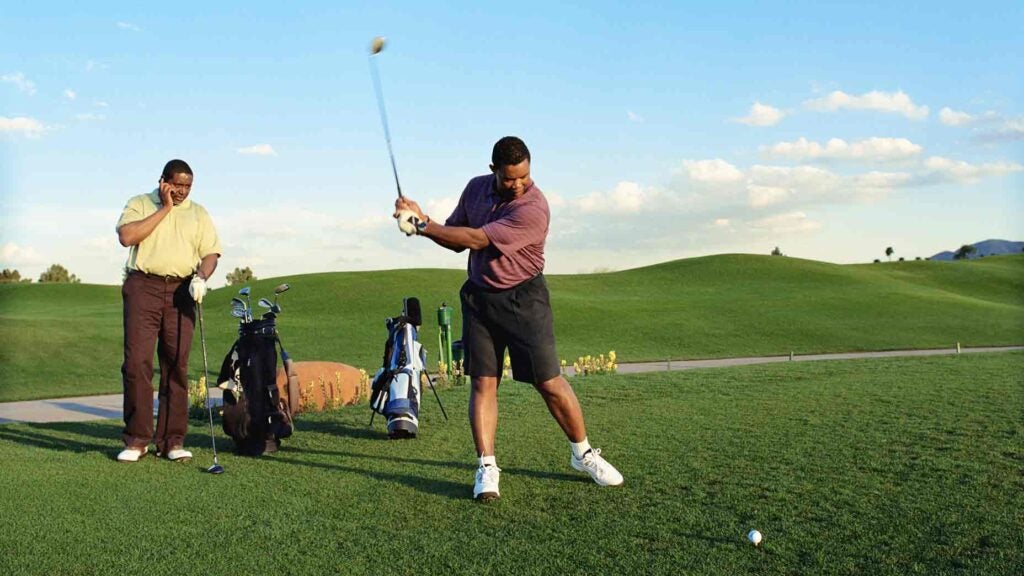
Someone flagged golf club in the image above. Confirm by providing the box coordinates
[368,36,403,199]
[196,302,224,475]
[257,298,273,309]
[273,283,290,307]
[239,287,252,322]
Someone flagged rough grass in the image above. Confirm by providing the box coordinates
[1,353,1022,575]
[1,254,1021,401]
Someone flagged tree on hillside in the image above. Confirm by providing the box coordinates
[1,269,23,283]
[38,264,81,284]
[953,245,976,260]
[770,246,784,256]
[885,246,894,261]
[226,266,256,286]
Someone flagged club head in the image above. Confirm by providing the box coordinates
[231,297,247,308]
[206,463,224,474]
[271,303,282,314]
[274,283,290,295]
[230,309,246,319]
[238,287,251,297]
[258,298,273,309]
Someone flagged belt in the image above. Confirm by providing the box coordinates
[129,270,191,283]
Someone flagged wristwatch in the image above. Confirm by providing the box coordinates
[416,217,429,234]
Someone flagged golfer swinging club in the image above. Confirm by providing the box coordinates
[394,136,623,501]
[115,159,221,463]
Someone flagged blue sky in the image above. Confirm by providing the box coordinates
[2,1,1021,285]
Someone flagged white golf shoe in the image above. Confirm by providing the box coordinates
[473,464,501,502]
[116,446,148,463]
[571,448,624,486]
[165,448,193,462]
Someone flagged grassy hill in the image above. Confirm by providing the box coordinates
[1,254,1022,402]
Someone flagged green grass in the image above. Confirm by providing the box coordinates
[1,253,1022,402]
[1,353,1021,575]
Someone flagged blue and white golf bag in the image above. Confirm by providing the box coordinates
[370,297,428,438]
[370,297,446,436]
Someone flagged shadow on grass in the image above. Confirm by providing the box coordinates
[0,421,117,454]
[269,453,469,500]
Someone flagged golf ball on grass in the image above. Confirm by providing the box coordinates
[747,529,763,546]
[370,36,386,54]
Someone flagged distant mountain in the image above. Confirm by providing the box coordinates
[930,239,1024,260]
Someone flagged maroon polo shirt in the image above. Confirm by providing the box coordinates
[445,174,549,290]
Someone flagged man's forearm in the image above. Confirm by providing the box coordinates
[117,207,171,247]
[197,254,219,281]
[421,221,489,251]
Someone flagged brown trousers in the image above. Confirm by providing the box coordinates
[121,271,195,452]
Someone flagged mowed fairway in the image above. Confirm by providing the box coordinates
[1,254,1022,402]
[1,352,1021,575]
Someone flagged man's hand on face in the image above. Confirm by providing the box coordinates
[158,179,175,208]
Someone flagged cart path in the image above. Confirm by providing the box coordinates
[1,345,1020,424]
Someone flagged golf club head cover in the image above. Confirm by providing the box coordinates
[395,209,420,236]
[404,297,422,326]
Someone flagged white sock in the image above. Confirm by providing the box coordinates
[479,455,496,468]
[570,438,592,460]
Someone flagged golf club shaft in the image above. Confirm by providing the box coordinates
[369,55,403,199]
[197,302,221,465]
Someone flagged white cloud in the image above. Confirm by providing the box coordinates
[627,110,644,123]
[682,159,744,183]
[713,218,731,228]
[764,137,922,162]
[95,100,109,108]
[804,90,928,120]
[852,171,912,189]
[746,185,789,208]
[76,113,106,121]
[939,107,972,126]
[974,118,1024,143]
[922,156,1023,183]
[747,211,822,234]
[0,242,43,266]
[939,107,999,127]
[64,89,77,100]
[2,72,37,95]
[237,144,277,156]
[577,181,652,214]
[733,102,787,126]
[748,165,841,194]
[0,116,49,137]
[116,21,141,32]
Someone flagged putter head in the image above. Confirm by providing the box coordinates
[207,463,224,474]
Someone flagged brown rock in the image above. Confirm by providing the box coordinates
[276,361,366,415]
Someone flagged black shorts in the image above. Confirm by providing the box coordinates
[460,274,561,385]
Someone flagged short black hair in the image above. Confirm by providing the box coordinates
[491,136,530,168]
[161,159,193,181]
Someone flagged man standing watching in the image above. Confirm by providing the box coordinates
[394,136,623,501]
[115,159,221,463]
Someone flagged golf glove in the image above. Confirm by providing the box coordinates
[395,209,420,236]
[189,276,207,304]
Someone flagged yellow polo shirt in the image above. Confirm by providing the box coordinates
[116,190,222,278]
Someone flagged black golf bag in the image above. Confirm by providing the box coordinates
[217,317,293,455]
[370,297,447,438]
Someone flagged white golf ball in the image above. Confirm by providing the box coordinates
[370,36,386,55]
[747,529,763,546]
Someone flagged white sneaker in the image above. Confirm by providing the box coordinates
[571,448,624,486]
[165,448,193,462]
[117,446,148,463]
[473,464,501,502]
